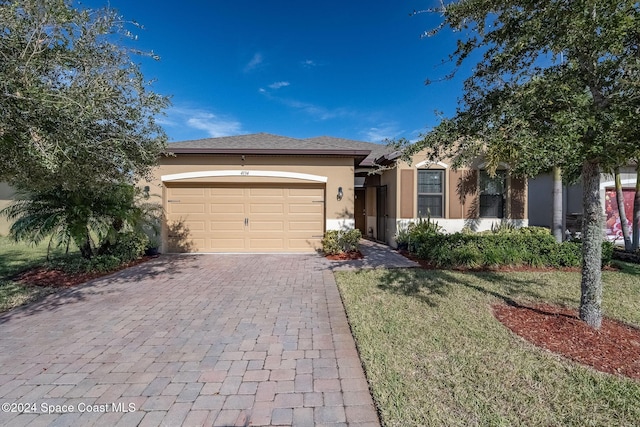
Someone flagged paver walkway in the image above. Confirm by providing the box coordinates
[329,239,419,271]
[0,254,379,426]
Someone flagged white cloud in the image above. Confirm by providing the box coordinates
[244,53,263,72]
[258,89,353,121]
[186,113,242,137]
[280,98,353,121]
[268,81,290,89]
[363,124,402,142]
[164,106,244,139]
[301,59,317,68]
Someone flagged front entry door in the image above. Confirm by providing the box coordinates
[354,189,366,235]
[376,185,387,243]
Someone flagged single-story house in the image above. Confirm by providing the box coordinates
[0,133,530,252]
[145,133,528,253]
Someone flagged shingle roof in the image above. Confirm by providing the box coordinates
[303,136,392,166]
[167,133,392,167]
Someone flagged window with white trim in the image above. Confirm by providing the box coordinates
[479,170,506,218]
[417,169,444,218]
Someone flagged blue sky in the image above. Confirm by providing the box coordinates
[83,1,470,143]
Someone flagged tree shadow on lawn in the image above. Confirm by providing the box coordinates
[0,254,200,324]
[373,268,577,309]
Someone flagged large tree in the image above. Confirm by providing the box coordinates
[407,0,639,328]
[0,0,169,192]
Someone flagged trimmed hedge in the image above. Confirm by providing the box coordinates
[411,227,613,268]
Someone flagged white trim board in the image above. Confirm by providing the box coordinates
[161,170,328,183]
[415,160,449,169]
[326,219,355,231]
[600,178,637,190]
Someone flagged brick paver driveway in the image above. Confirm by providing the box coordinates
[0,254,379,426]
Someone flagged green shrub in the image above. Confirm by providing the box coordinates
[98,231,149,263]
[89,255,122,272]
[47,254,124,274]
[601,241,614,266]
[47,256,93,274]
[46,231,148,274]
[490,221,519,234]
[516,226,553,236]
[451,245,482,268]
[406,217,443,253]
[549,242,582,267]
[411,227,612,268]
[394,223,411,246]
[322,229,362,255]
[565,239,615,266]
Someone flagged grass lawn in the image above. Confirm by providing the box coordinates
[0,235,67,312]
[336,263,640,427]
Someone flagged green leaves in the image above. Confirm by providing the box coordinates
[0,0,169,192]
[407,0,640,176]
[0,183,160,259]
[409,0,639,328]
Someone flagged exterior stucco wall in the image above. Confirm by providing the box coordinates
[145,154,357,242]
[384,150,531,247]
[379,168,398,244]
[0,183,15,236]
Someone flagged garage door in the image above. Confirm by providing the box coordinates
[165,184,325,252]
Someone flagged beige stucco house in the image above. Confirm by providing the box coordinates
[144,133,528,253]
[0,133,530,252]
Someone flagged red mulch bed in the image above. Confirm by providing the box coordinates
[398,249,639,380]
[493,302,640,380]
[14,256,156,288]
[325,251,364,261]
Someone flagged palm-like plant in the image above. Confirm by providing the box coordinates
[0,184,161,259]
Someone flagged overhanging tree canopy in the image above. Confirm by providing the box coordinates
[405,0,639,328]
[0,0,169,192]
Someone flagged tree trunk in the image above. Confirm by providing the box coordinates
[75,228,93,259]
[633,164,639,252]
[614,167,632,251]
[580,160,603,329]
[552,166,563,242]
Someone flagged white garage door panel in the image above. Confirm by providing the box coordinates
[170,187,205,196]
[251,221,284,231]
[209,220,243,231]
[249,239,285,250]
[184,221,206,231]
[209,203,244,214]
[210,237,244,249]
[170,203,205,214]
[166,184,324,252]
[250,204,284,214]
[289,204,322,214]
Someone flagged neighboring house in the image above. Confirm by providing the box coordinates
[528,165,638,241]
[146,133,528,252]
[0,182,14,236]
